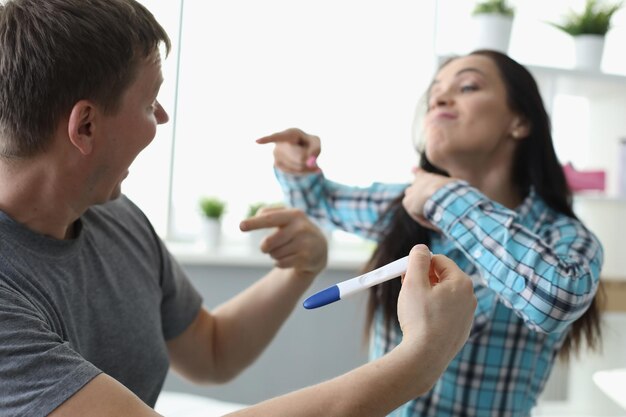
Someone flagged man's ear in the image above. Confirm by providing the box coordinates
[67,100,97,155]
[509,115,530,140]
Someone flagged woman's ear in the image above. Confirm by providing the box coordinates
[67,100,96,155]
[509,116,530,140]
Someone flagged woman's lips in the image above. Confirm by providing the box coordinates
[425,111,458,126]
[432,111,457,120]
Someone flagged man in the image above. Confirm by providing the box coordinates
[0,1,477,416]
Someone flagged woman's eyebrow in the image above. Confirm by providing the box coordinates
[454,67,485,77]
[428,67,486,93]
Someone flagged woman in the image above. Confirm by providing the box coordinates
[258,50,604,417]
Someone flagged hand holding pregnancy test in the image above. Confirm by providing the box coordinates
[303,251,433,309]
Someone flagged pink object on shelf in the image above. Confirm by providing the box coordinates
[562,162,606,192]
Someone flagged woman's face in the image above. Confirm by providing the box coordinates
[423,54,523,175]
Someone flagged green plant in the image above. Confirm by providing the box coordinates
[246,201,284,218]
[199,196,226,219]
[247,202,266,218]
[472,0,514,17]
[549,0,622,36]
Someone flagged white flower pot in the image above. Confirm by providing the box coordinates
[248,228,271,251]
[201,218,222,250]
[574,34,605,71]
[471,14,513,53]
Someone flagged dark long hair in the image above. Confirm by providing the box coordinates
[364,49,603,360]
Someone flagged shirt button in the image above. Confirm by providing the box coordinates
[432,212,442,222]
[472,249,482,258]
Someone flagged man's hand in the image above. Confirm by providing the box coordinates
[256,128,322,174]
[398,245,476,365]
[240,207,328,280]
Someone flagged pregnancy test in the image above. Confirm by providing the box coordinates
[303,255,410,309]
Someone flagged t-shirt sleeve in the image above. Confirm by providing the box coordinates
[0,287,102,417]
[116,195,203,341]
[158,240,203,340]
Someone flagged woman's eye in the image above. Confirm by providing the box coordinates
[460,84,478,93]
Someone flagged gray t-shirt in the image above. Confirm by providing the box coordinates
[0,195,203,416]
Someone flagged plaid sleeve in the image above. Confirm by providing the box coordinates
[424,181,603,334]
[274,167,407,241]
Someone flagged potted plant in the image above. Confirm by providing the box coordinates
[246,202,267,219]
[471,0,515,53]
[549,0,622,71]
[244,202,283,250]
[198,196,226,249]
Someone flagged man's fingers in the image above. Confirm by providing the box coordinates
[403,244,433,291]
[239,208,300,232]
[256,205,285,216]
[430,254,462,283]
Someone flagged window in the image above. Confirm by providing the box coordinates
[127,0,626,245]
[127,0,437,243]
[122,0,182,237]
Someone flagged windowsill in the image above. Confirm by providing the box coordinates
[165,237,375,271]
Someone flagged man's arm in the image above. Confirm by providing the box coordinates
[50,245,475,417]
[226,245,477,416]
[167,207,327,383]
[48,374,158,417]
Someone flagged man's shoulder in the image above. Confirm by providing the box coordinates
[88,195,146,221]
[84,194,157,240]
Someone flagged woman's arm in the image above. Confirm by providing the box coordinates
[425,181,603,334]
[275,168,407,240]
[257,127,407,240]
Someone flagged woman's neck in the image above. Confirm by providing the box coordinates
[448,164,523,209]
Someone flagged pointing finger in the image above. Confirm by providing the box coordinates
[239,208,301,232]
[256,128,305,145]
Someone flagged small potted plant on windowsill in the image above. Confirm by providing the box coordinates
[548,0,622,71]
[199,196,226,249]
[246,202,267,219]
[471,0,515,53]
[244,202,282,250]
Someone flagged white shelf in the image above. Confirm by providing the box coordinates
[528,64,626,98]
[435,53,626,97]
[527,63,626,83]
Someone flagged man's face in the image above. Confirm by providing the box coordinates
[92,51,169,203]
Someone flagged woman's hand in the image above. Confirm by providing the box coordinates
[256,128,322,174]
[402,168,454,231]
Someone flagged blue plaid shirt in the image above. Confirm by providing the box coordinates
[275,169,603,417]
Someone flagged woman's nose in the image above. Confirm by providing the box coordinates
[429,91,452,109]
